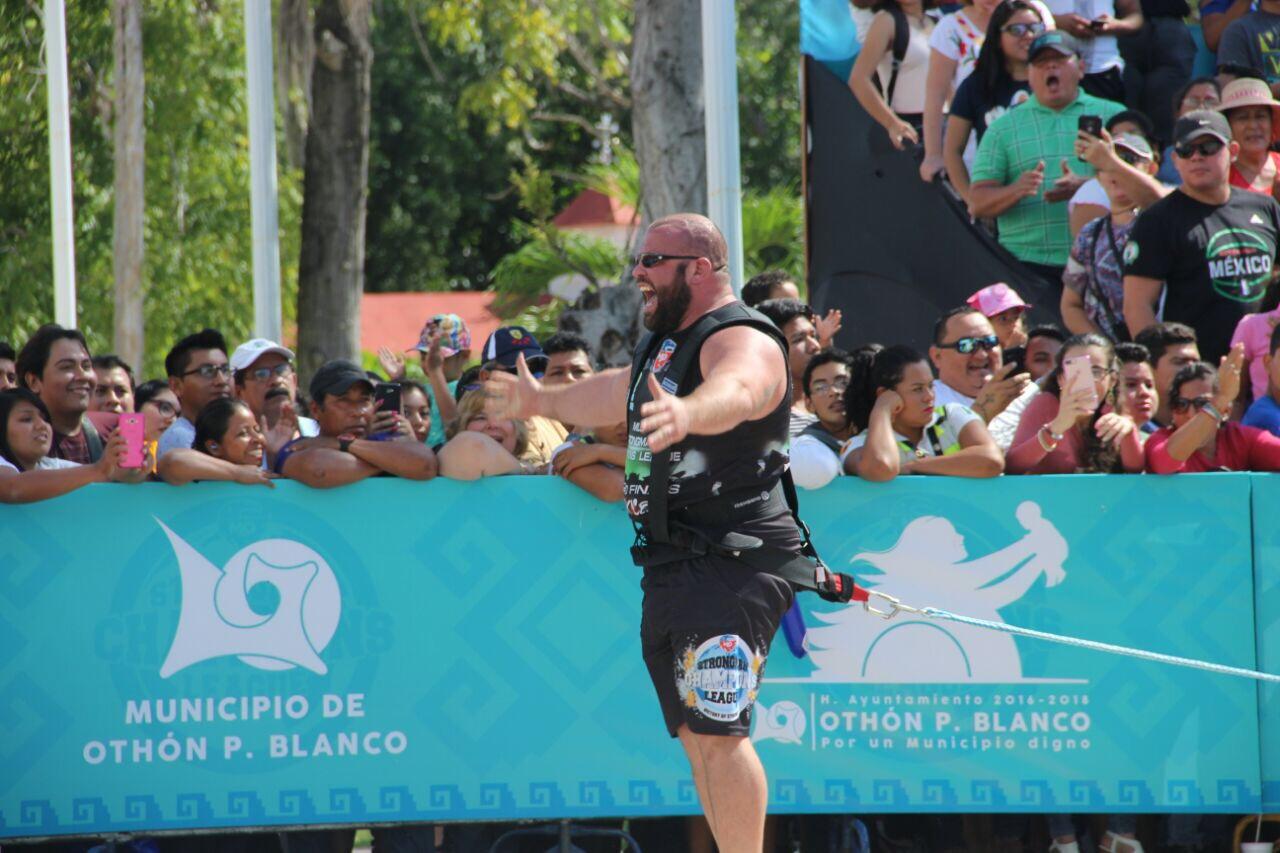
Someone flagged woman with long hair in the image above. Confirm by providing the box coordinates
[919,0,1003,182]
[941,0,1045,201]
[1007,333,1145,473]
[0,388,145,503]
[839,344,1003,480]
[849,0,937,150]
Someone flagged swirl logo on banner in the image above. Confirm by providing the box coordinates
[157,519,341,677]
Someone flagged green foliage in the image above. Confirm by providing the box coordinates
[365,0,595,292]
[742,186,805,283]
[491,224,623,298]
[0,1,302,378]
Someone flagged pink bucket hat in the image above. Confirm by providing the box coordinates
[967,283,1030,317]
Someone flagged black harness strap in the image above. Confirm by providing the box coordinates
[628,308,863,604]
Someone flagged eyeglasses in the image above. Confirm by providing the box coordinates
[1174,137,1225,159]
[1181,95,1220,110]
[810,378,850,395]
[182,364,232,380]
[1079,366,1116,380]
[1002,21,1045,37]
[936,335,999,354]
[244,362,294,382]
[1171,394,1214,413]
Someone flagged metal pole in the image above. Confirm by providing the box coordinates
[701,0,745,295]
[45,0,77,327]
[244,0,283,342]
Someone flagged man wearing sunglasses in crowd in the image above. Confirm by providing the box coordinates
[1124,109,1280,364]
[157,328,233,457]
[230,338,320,469]
[929,306,1032,423]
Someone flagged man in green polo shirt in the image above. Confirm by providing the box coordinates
[969,32,1124,291]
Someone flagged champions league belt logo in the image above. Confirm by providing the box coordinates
[677,634,762,722]
[156,520,341,678]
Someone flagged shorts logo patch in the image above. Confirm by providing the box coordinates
[676,634,761,722]
[651,339,677,374]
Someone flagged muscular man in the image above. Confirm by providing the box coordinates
[487,214,798,853]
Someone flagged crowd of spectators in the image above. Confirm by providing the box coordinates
[0,315,635,510]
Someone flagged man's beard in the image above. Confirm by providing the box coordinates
[644,265,693,335]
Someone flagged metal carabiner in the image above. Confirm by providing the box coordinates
[862,589,923,620]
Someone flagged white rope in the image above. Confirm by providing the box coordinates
[856,589,1280,683]
[920,607,1280,684]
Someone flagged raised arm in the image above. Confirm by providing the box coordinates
[487,355,630,429]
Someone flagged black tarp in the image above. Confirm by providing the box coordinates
[804,55,1061,351]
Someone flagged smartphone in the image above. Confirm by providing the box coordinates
[374,382,403,416]
[1078,115,1103,137]
[1062,356,1099,410]
[118,414,146,469]
[1088,18,1106,29]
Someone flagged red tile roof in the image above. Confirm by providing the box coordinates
[551,188,638,228]
[360,292,502,355]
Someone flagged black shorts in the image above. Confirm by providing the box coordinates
[640,554,794,738]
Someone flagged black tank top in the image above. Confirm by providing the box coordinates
[623,302,800,551]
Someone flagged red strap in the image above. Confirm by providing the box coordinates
[850,581,870,603]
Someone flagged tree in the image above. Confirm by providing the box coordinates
[0,1,302,378]
[630,0,705,221]
[296,0,372,380]
[112,0,145,370]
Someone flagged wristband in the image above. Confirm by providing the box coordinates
[1200,403,1226,425]
[1037,423,1063,452]
[337,434,355,453]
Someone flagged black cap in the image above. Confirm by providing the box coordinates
[309,359,374,401]
[1173,109,1232,148]
[1028,31,1078,62]
[480,326,548,374]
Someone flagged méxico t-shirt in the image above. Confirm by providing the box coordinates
[1123,187,1280,363]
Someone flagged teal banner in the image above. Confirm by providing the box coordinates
[0,476,1267,839]
[1253,474,1280,811]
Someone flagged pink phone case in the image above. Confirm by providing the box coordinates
[118,414,146,468]
[1062,355,1098,410]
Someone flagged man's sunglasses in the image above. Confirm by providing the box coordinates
[936,335,999,354]
[1171,394,1214,413]
[631,253,702,268]
[1002,21,1045,37]
[1174,137,1225,159]
[630,252,728,271]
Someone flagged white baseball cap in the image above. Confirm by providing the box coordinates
[230,338,296,372]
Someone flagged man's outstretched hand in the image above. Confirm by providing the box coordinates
[639,372,690,453]
[484,353,543,421]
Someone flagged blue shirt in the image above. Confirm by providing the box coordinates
[1244,394,1280,436]
[156,417,196,457]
